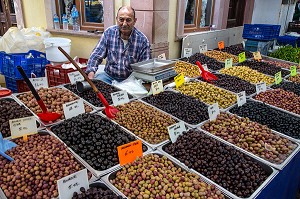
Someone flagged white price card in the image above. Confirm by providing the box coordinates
[29,77,48,89]
[168,121,186,143]
[9,116,37,139]
[68,71,84,84]
[111,90,130,106]
[183,48,193,58]
[237,91,246,107]
[63,99,85,119]
[225,58,233,68]
[151,80,164,95]
[157,53,166,60]
[208,103,220,121]
[57,169,89,199]
[256,82,266,94]
[199,44,208,53]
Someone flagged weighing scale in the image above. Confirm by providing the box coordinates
[131,58,177,82]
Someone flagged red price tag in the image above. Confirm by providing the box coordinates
[218,41,225,50]
[117,140,143,166]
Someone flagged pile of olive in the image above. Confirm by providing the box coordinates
[0,134,84,199]
[110,154,225,199]
[238,60,290,77]
[201,112,297,164]
[288,74,300,84]
[263,60,297,70]
[175,81,237,109]
[271,80,300,95]
[188,53,225,71]
[164,129,270,198]
[216,44,253,58]
[72,186,125,199]
[220,66,275,85]
[51,113,148,171]
[174,61,200,78]
[230,100,300,139]
[254,88,300,115]
[0,98,36,138]
[114,101,176,144]
[204,50,239,63]
[142,91,209,125]
[199,73,256,96]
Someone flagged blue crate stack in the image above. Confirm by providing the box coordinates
[243,24,281,55]
[277,35,300,47]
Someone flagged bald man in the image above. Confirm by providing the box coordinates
[86,6,151,84]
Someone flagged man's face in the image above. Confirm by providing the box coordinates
[116,8,136,37]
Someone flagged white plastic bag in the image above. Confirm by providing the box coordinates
[112,75,148,98]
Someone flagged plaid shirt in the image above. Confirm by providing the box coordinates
[86,25,151,79]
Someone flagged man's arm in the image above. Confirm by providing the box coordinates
[138,41,151,62]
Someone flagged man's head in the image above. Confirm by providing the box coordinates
[116,6,137,39]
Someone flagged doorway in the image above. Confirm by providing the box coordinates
[0,0,17,36]
[227,0,246,28]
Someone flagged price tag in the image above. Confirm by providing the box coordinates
[208,103,220,121]
[290,66,297,77]
[199,44,208,53]
[275,71,282,84]
[29,77,48,89]
[174,73,185,88]
[157,53,167,60]
[111,90,130,106]
[168,121,186,143]
[9,116,37,139]
[68,71,84,84]
[225,58,233,68]
[256,82,266,94]
[218,41,225,50]
[238,52,246,63]
[63,99,85,119]
[183,48,193,57]
[253,51,262,60]
[117,140,143,166]
[237,91,246,107]
[202,64,209,71]
[57,169,89,199]
[151,80,164,95]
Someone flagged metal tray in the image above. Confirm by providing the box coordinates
[198,115,300,170]
[48,113,152,178]
[157,135,278,199]
[164,78,238,112]
[0,96,43,139]
[140,92,209,128]
[131,58,176,74]
[258,55,298,70]
[101,151,230,199]
[13,86,97,127]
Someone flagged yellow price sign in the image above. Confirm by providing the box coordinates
[275,71,282,84]
[290,66,297,77]
[238,52,246,63]
[174,73,185,88]
[253,51,262,60]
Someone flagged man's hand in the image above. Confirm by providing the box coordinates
[88,72,95,79]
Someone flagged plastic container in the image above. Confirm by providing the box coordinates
[71,5,80,31]
[53,14,60,30]
[4,76,29,93]
[243,24,281,41]
[44,37,71,62]
[245,39,274,55]
[277,35,300,47]
[62,14,68,30]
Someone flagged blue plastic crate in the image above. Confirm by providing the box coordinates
[2,50,49,80]
[245,40,274,55]
[277,35,300,47]
[243,24,281,41]
[0,51,5,75]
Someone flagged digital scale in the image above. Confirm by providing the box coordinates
[131,58,177,82]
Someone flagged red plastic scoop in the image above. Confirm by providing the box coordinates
[196,61,218,83]
[58,47,119,119]
[17,66,61,122]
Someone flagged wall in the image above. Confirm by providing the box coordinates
[168,0,181,59]
[22,0,47,28]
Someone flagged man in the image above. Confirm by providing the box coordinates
[86,6,151,84]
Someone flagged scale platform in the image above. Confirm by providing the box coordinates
[131,58,177,82]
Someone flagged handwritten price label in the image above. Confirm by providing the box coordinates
[157,53,166,60]
[238,52,246,63]
[290,66,297,77]
[218,41,225,50]
[57,169,89,199]
[183,48,193,58]
[111,90,130,106]
[237,91,246,107]
[9,116,37,139]
[29,77,48,89]
[63,99,85,119]
[256,82,266,94]
[174,73,185,88]
[117,140,143,166]
[225,58,233,68]
[253,51,262,60]
[199,44,208,53]
[208,103,220,121]
[275,71,282,84]
[168,121,186,143]
[68,71,84,84]
[151,80,164,95]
